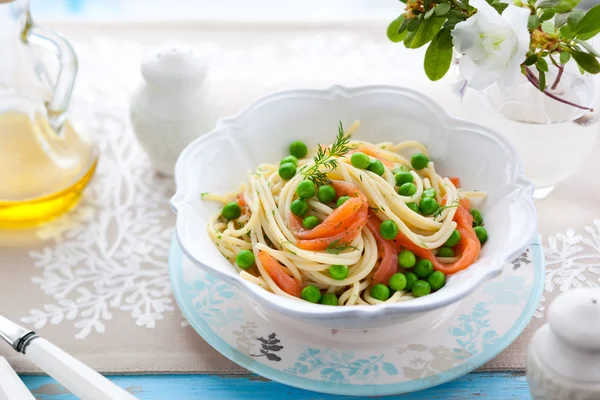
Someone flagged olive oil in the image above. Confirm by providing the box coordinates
[0,112,97,227]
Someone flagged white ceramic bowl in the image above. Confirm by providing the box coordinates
[171,85,537,329]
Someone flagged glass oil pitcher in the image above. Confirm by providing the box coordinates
[0,0,97,227]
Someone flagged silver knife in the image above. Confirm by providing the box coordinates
[0,315,138,400]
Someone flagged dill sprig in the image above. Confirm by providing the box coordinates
[325,239,358,254]
[433,198,460,220]
[302,121,352,186]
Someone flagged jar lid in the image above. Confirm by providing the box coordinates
[534,288,600,383]
[141,42,207,86]
[548,288,600,351]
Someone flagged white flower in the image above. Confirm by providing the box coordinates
[451,0,530,90]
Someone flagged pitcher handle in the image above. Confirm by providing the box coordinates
[23,13,78,132]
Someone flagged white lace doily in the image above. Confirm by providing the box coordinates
[539,221,600,317]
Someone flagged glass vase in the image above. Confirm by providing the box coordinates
[462,64,600,199]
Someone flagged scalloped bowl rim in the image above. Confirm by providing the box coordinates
[171,85,537,321]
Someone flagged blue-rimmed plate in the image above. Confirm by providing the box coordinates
[170,238,544,396]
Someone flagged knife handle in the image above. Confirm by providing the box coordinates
[0,357,35,400]
[26,338,137,400]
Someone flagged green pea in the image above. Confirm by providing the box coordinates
[419,197,439,216]
[351,152,371,169]
[398,182,417,196]
[320,293,338,306]
[444,229,461,248]
[405,272,419,290]
[317,184,336,203]
[388,273,407,291]
[437,247,455,258]
[395,171,413,186]
[412,280,432,297]
[422,188,436,198]
[302,215,320,229]
[291,199,309,217]
[279,162,297,180]
[296,180,316,199]
[406,202,420,213]
[414,259,434,278]
[289,141,308,158]
[301,285,322,303]
[329,264,349,280]
[336,196,350,207]
[428,271,446,291]
[379,220,399,240]
[370,284,390,301]
[393,165,411,173]
[474,226,488,243]
[368,160,385,176]
[398,250,416,269]
[280,155,298,166]
[235,250,255,269]
[411,153,429,170]
[471,209,483,227]
[222,202,241,220]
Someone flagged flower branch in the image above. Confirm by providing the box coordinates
[523,66,593,110]
[388,0,600,110]
[547,53,564,90]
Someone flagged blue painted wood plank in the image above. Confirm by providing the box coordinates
[20,372,530,399]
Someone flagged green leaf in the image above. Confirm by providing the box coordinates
[560,51,571,64]
[560,24,576,38]
[575,39,600,57]
[424,0,431,10]
[490,1,508,13]
[444,10,467,29]
[448,9,467,19]
[404,30,417,47]
[551,0,580,13]
[555,12,570,28]
[542,20,555,33]
[435,2,452,16]
[454,1,467,10]
[576,4,600,36]
[539,11,555,21]
[407,16,446,49]
[538,0,561,9]
[387,15,409,43]
[407,17,421,32]
[524,54,538,66]
[578,29,600,40]
[424,7,436,19]
[536,57,549,71]
[437,28,454,50]
[538,70,547,91]
[567,9,585,31]
[578,30,600,41]
[424,32,453,81]
[570,49,600,73]
[528,15,541,30]
[444,19,460,29]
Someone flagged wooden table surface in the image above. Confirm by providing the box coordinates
[20,372,531,399]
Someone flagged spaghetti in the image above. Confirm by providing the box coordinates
[204,121,487,306]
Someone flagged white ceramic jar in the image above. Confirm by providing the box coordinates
[527,288,600,399]
[130,42,212,175]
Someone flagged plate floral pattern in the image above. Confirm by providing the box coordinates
[171,239,544,396]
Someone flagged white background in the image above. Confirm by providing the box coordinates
[31,0,401,22]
